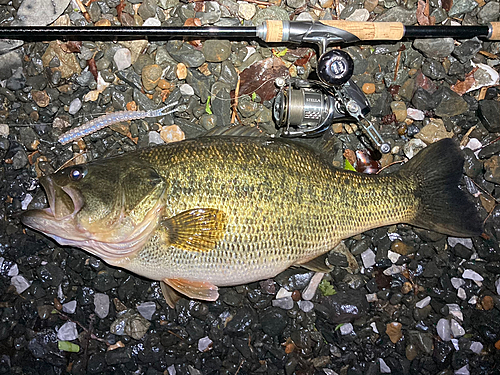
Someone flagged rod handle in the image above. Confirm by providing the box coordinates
[264,20,405,43]
[490,22,500,40]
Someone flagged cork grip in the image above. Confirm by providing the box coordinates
[319,20,405,41]
[490,22,500,40]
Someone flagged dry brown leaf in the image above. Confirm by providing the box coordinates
[87,57,98,81]
[450,67,478,95]
[416,0,435,25]
[238,57,290,101]
[442,0,453,11]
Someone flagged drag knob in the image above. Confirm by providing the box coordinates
[317,50,354,86]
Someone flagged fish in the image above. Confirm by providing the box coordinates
[21,135,482,307]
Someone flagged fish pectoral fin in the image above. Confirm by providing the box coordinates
[163,278,219,302]
[161,281,182,309]
[160,208,227,253]
[297,254,333,273]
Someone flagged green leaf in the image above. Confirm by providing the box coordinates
[205,96,212,115]
[273,48,288,57]
[58,341,80,353]
[335,323,344,331]
[344,159,356,171]
[318,279,336,296]
[251,92,257,101]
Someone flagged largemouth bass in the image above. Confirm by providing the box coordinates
[22,136,482,306]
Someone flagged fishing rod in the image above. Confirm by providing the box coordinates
[2,20,499,153]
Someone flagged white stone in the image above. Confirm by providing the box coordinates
[180,83,195,96]
[468,296,478,305]
[470,341,483,354]
[437,318,451,341]
[188,366,202,375]
[148,131,164,145]
[143,17,161,26]
[297,300,314,313]
[114,48,132,71]
[137,301,156,320]
[496,277,500,295]
[11,275,31,294]
[361,249,376,268]
[94,293,110,319]
[276,287,292,299]
[302,272,325,301]
[340,322,353,335]
[62,300,77,314]
[68,98,82,115]
[407,108,425,121]
[295,12,315,21]
[272,296,294,310]
[455,365,470,375]
[21,194,33,210]
[457,288,467,300]
[451,277,465,289]
[366,293,378,303]
[383,265,403,276]
[57,321,78,341]
[448,237,473,249]
[416,296,431,309]
[451,338,460,350]
[167,365,176,375]
[451,319,465,338]
[387,251,400,264]
[447,304,463,322]
[462,269,483,281]
[238,3,256,20]
[387,232,402,242]
[7,263,18,277]
[346,9,370,22]
[0,124,9,137]
[466,62,500,93]
[198,336,213,352]
[323,369,339,375]
[370,322,379,334]
[58,284,64,300]
[465,138,482,158]
[379,358,391,373]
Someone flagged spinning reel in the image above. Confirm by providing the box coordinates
[273,50,391,154]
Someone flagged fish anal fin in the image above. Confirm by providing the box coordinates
[297,253,332,273]
[161,208,227,252]
[164,278,219,302]
[161,281,181,309]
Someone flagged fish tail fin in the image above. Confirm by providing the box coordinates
[398,138,483,237]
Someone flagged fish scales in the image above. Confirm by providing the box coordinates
[22,136,482,304]
[125,137,417,285]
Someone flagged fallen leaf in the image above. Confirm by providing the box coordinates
[442,0,453,11]
[60,41,82,53]
[238,57,290,101]
[416,0,435,26]
[450,67,478,95]
[87,57,98,81]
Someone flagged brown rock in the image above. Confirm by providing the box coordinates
[484,156,500,185]
[414,118,453,144]
[386,322,403,343]
[141,64,162,91]
[362,82,376,94]
[481,295,494,311]
[177,63,188,80]
[31,90,50,108]
[160,125,185,143]
[364,0,378,12]
[41,41,81,79]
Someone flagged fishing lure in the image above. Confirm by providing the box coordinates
[58,102,179,145]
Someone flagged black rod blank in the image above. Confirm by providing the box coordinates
[0,26,258,41]
[404,25,490,39]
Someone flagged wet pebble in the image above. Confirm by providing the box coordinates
[137,301,156,320]
[114,48,132,71]
[94,293,110,319]
[57,321,78,341]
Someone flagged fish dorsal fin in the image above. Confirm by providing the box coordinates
[160,208,227,252]
[204,124,269,137]
[163,278,219,302]
[298,253,333,273]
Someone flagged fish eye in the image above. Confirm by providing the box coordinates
[68,167,86,182]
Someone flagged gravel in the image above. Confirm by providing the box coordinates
[0,0,500,374]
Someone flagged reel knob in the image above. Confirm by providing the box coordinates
[317,50,354,86]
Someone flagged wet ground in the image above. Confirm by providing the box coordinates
[1,0,500,374]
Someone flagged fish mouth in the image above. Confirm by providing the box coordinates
[21,176,85,237]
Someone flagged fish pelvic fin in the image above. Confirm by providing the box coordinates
[161,281,181,309]
[160,208,227,252]
[399,138,483,237]
[163,278,219,302]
